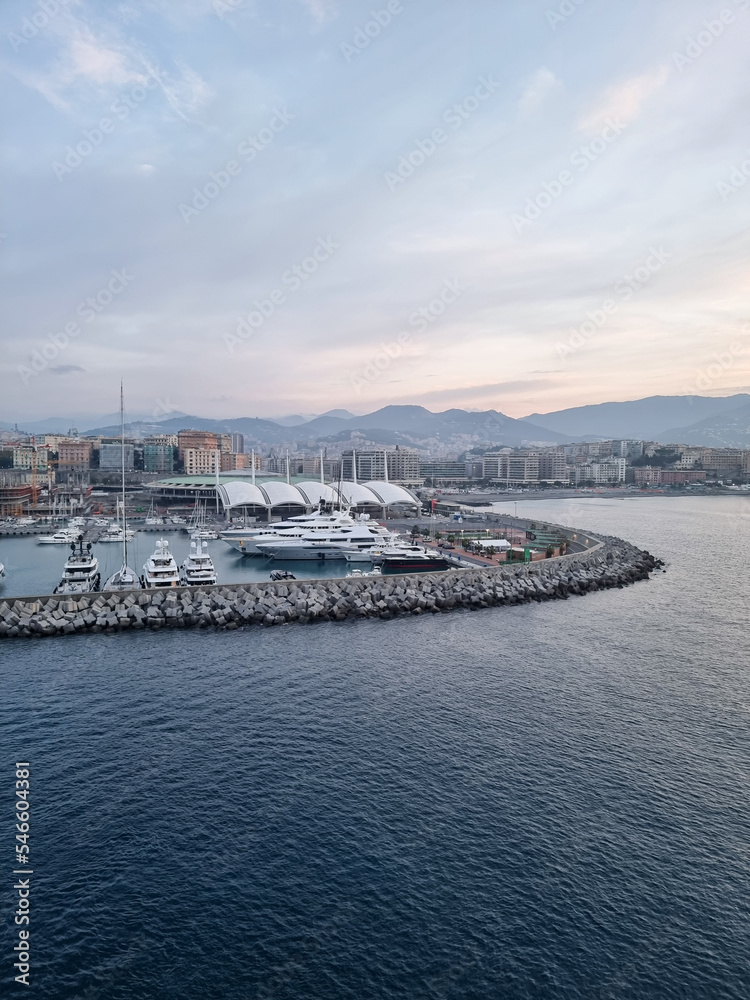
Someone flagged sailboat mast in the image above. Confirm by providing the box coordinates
[120,381,128,570]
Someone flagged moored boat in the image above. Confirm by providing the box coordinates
[142,539,180,588]
[54,536,101,594]
[179,538,217,586]
[38,529,80,545]
[377,542,450,574]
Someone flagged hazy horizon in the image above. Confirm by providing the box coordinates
[2,0,749,422]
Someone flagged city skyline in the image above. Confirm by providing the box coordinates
[2,0,750,423]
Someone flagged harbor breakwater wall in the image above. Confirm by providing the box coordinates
[0,532,662,640]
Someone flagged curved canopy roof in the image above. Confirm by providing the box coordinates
[363,481,420,505]
[217,478,419,510]
[216,481,268,509]
[261,480,308,506]
[294,482,340,506]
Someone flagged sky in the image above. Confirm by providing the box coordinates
[2,0,749,423]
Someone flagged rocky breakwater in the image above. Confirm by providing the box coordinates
[0,535,662,640]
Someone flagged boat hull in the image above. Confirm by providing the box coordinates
[381,557,449,574]
[255,543,353,561]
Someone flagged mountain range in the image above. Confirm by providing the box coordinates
[2,394,749,449]
[525,394,750,444]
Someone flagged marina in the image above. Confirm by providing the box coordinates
[0,525,662,639]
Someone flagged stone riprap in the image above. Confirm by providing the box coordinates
[0,531,663,640]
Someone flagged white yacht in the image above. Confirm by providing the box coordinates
[192,526,219,541]
[343,548,374,563]
[98,524,135,543]
[222,510,389,556]
[254,520,397,561]
[54,537,101,594]
[142,539,180,588]
[38,529,80,545]
[179,538,217,586]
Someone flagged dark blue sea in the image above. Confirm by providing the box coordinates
[2,496,749,999]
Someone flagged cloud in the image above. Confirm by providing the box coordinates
[518,67,561,117]
[401,379,560,405]
[299,0,338,26]
[50,365,86,375]
[578,65,670,131]
[10,17,212,122]
[156,59,214,120]
[66,29,136,86]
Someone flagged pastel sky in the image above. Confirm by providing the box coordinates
[2,0,749,423]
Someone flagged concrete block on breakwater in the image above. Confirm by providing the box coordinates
[0,532,663,640]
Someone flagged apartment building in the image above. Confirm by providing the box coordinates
[341,448,422,486]
[220,452,257,472]
[420,461,468,482]
[537,452,569,482]
[58,440,92,472]
[183,448,219,476]
[482,451,540,483]
[177,430,218,461]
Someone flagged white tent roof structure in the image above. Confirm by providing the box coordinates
[216,479,419,511]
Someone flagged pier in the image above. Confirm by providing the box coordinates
[0,527,662,639]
